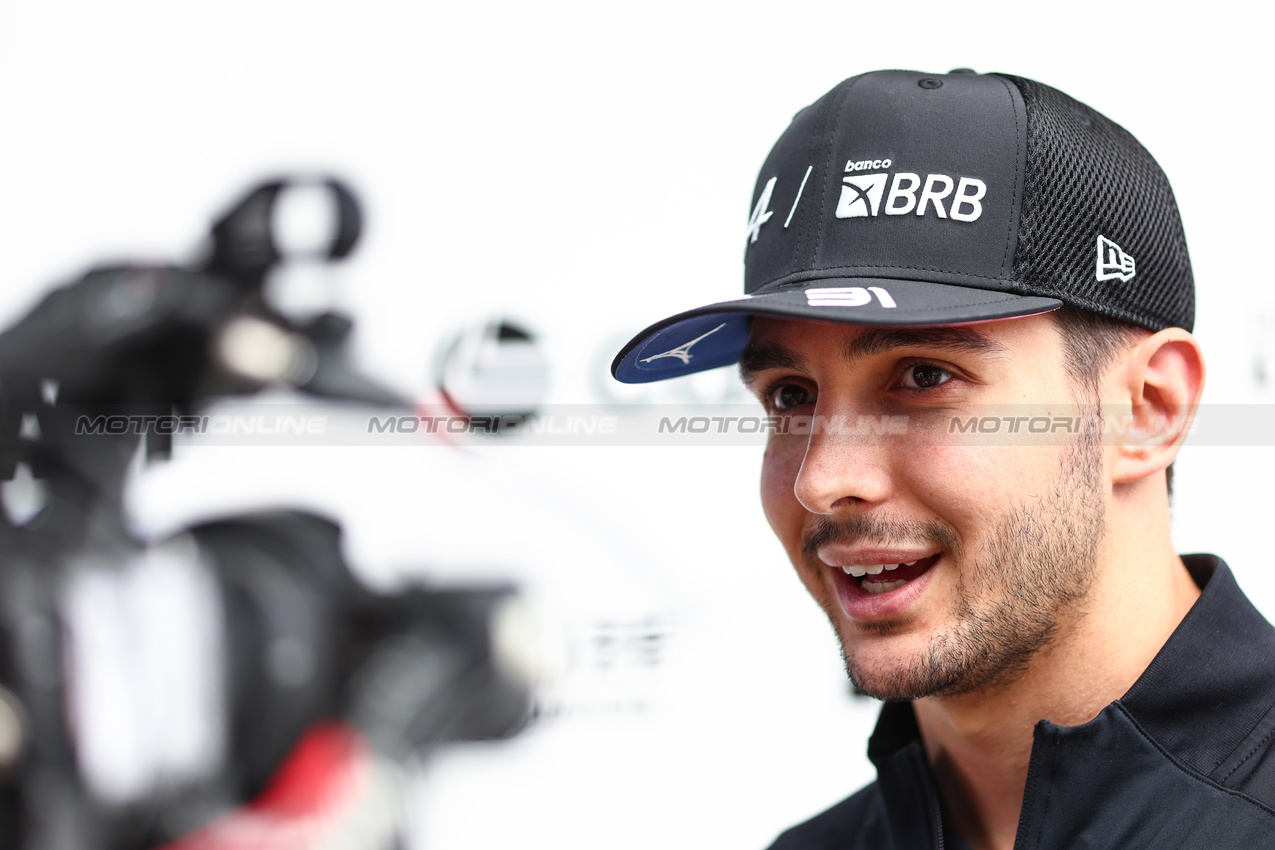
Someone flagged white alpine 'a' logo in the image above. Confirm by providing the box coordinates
[806,287,897,308]
[1096,235,1136,282]
[640,323,728,365]
[746,177,777,244]
[836,174,888,218]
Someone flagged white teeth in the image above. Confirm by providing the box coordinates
[862,579,908,595]
[838,558,929,578]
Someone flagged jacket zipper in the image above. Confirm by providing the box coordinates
[1011,726,1046,850]
[918,751,946,850]
[931,786,946,850]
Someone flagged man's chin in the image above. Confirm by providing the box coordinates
[844,660,964,701]
[839,632,963,701]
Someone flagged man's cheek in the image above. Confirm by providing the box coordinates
[902,444,999,516]
[759,436,807,543]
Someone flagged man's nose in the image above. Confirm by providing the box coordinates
[792,411,893,514]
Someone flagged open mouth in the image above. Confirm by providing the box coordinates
[835,554,941,597]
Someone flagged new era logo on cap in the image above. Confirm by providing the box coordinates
[1096,235,1136,282]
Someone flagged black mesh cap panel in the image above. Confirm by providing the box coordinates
[1001,74,1194,332]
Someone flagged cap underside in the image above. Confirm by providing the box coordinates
[611,280,1061,383]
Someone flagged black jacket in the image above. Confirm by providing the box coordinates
[767,556,1275,849]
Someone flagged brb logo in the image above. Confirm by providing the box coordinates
[837,157,987,223]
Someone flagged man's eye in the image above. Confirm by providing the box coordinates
[900,364,951,389]
[768,383,814,410]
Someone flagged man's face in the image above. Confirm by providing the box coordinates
[743,314,1108,700]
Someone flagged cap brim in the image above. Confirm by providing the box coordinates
[611,279,1061,383]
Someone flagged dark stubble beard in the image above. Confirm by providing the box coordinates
[803,432,1106,700]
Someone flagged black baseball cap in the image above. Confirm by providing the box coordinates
[612,69,1194,384]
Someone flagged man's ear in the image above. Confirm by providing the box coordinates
[1111,328,1206,485]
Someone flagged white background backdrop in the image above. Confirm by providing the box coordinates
[1,2,1272,847]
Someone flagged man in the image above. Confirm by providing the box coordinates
[612,70,1275,848]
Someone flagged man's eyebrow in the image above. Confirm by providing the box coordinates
[842,326,1008,363]
[738,325,1006,384]
[739,342,805,385]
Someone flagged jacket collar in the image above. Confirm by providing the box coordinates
[1120,555,1275,777]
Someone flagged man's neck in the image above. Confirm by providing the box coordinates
[911,529,1201,850]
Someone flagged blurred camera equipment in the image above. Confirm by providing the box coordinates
[0,179,537,850]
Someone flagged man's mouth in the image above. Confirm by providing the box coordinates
[832,554,941,597]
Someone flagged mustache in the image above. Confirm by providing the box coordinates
[801,513,960,561]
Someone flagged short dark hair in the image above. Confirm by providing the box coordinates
[1050,305,1173,495]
